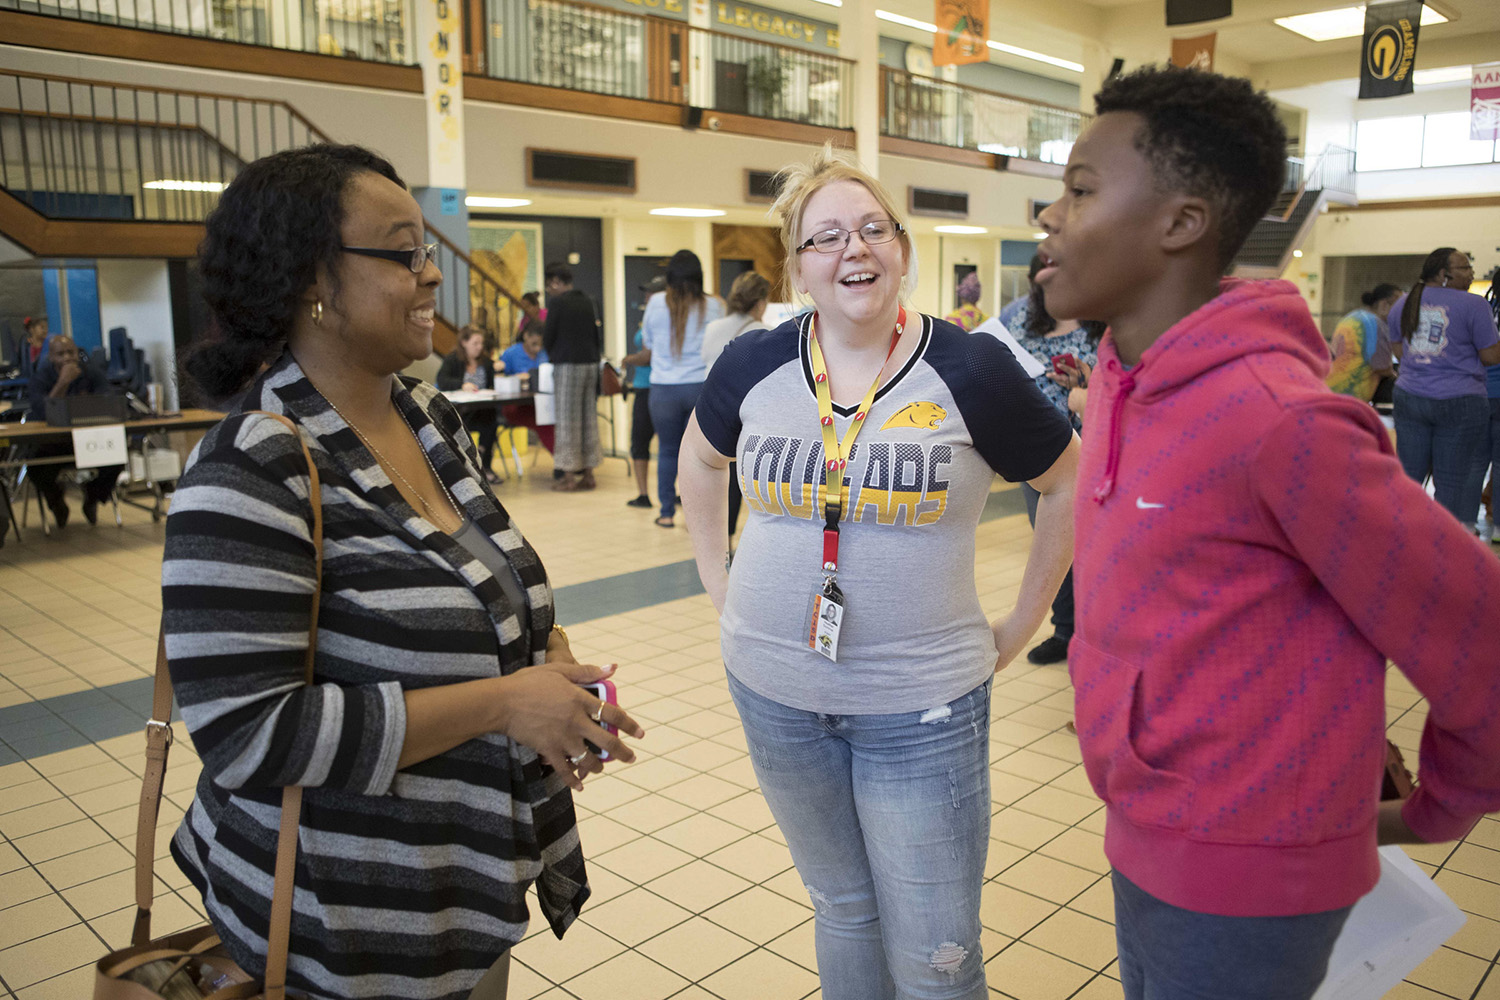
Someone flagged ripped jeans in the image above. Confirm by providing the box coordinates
[727,671,991,1000]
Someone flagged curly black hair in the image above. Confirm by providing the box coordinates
[1094,66,1287,272]
[181,143,404,404]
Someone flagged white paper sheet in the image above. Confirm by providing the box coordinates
[71,425,127,469]
[533,393,556,426]
[536,363,555,395]
[970,317,1048,378]
[1311,846,1467,1000]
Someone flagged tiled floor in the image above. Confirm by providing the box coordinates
[1,452,1497,999]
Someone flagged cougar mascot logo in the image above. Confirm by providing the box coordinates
[881,401,948,430]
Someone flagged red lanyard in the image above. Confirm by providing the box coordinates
[808,307,906,575]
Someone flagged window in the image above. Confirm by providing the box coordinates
[1355,111,1500,171]
[1354,116,1422,171]
[1421,111,1498,167]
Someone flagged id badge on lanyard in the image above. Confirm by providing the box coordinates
[805,307,905,662]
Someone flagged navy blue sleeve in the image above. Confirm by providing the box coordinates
[694,321,802,458]
[925,320,1074,482]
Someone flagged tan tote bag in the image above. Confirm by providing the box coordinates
[95,412,323,1000]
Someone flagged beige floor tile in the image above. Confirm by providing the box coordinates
[995,854,1100,905]
[659,772,745,810]
[47,760,135,796]
[1381,982,1460,999]
[1010,786,1101,826]
[661,739,743,773]
[707,791,776,832]
[1475,967,1500,999]
[0,779,62,816]
[995,749,1074,785]
[674,711,743,739]
[993,809,1069,851]
[14,963,97,1000]
[603,795,696,835]
[0,894,79,951]
[0,798,86,840]
[593,836,694,884]
[510,919,625,983]
[1435,870,1500,921]
[90,891,202,950]
[1021,907,1118,971]
[503,958,554,1000]
[1447,843,1500,884]
[0,867,54,912]
[617,757,699,793]
[1069,975,1126,1000]
[766,917,819,973]
[646,860,754,913]
[27,745,111,778]
[705,834,794,883]
[0,923,101,990]
[1464,819,1500,853]
[562,949,690,1000]
[991,771,1044,807]
[0,762,41,790]
[1027,732,1085,765]
[761,868,814,909]
[1445,911,1500,962]
[13,819,111,865]
[985,940,1094,1000]
[1037,827,1109,875]
[1404,945,1491,998]
[699,946,820,1000]
[576,813,644,855]
[991,720,1055,749]
[984,839,1030,881]
[1067,877,1117,925]
[572,774,648,813]
[580,886,693,946]
[0,842,26,876]
[637,915,756,981]
[655,812,752,856]
[980,882,1060,939]
[705,885,812,943]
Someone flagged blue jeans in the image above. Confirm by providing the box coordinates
[727,672,992,1000]
[1475,398,1500,520]
[648,381,701,519]
[1393,387,1489,526]
[1113,871,1352,1000]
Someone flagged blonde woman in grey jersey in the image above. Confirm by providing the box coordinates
[677,145,1079,1000]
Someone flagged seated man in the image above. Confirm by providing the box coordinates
[26,336,125,527]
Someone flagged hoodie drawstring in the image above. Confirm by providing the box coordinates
[1094,360,1136,504]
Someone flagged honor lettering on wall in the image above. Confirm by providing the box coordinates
[1169,33,1215,71]
[1472,62,1500,142]
[1358,0,1421,100]
[933,0,988,66]
[416,0,464,189]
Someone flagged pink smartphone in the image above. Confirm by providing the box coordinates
[579,680,618,761]
[1050,353,1079,374]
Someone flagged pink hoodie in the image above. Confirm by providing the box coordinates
[1072,279,1500,917]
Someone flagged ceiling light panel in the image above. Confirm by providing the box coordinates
[1274,4,1447,43]
[649,207,727,217]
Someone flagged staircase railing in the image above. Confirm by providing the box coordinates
[1266,144,1356,223]
[0,70,326,222]
[880,67,1087,164]
[0,68,524,353]
[0,0,412,64]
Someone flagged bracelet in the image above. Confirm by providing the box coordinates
[551,623,569,645]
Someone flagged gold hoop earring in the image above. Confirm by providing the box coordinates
[311,300,323,325]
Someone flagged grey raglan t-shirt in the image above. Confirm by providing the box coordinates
[696,313,1073,715]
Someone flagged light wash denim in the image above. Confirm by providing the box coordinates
[1393,386,1490,526]
[727,671,992,1000]
[647,381,701,519]
[1112,871,1353,1000]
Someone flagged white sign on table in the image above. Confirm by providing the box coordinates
[71,425,127,469]
[970,317,1048,378]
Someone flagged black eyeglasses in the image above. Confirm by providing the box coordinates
[341,243,438,273]
[796,219,904,255]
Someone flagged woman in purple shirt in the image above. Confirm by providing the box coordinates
[1389,247,1500,530]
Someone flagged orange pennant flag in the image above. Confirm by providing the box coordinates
[934,0,989,66]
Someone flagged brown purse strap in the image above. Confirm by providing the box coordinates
[135,411,323,1000]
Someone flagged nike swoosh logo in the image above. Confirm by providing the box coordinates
[1136,497,1166,509]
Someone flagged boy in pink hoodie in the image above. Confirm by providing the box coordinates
[1036,66,1500,999]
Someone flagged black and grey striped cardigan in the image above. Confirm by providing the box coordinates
[163,354,588,1000]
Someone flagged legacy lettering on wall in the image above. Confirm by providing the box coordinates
[417,0,464,187]
[1472,62,1500,142]
[714,1,839,49]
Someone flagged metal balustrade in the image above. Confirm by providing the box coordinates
[0,71,327,222]
[881,68,1087,164]
[0,0,411,62]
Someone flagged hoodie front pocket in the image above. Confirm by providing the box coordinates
[1068,636,1195,832]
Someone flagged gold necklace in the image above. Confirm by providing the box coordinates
[324,394,463,531]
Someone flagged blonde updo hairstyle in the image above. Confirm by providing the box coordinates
[771,142,917,305]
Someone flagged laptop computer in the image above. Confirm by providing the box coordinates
[45,394,130,427]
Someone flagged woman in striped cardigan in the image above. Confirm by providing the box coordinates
[164,144,643,1000]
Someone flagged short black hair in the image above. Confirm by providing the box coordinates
[545,262,573,285]
[1094,66,1287,271]
[184,143,404,403]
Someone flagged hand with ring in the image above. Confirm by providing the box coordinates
[492,660,645,791]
